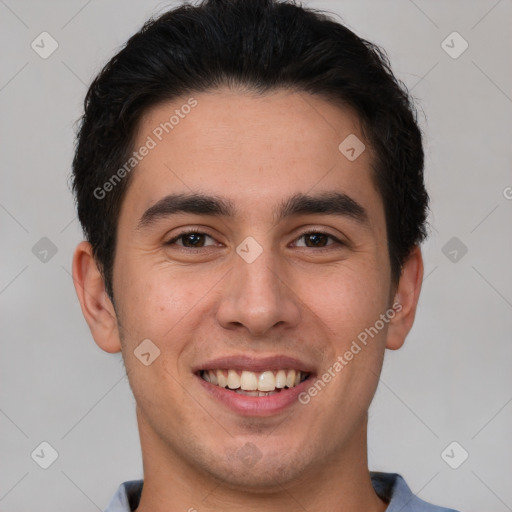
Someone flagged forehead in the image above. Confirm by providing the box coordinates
[121,88,382,226]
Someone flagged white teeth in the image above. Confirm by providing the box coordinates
[286,369,296,388]
[201,369,308,392]
[258,371,275,392]
[216,370,227,387]
[275,370,287,388]
[240,370,258,391]
[227,369,240,389]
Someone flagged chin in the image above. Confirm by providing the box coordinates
[218,462,305,491]
[204,443,313,491]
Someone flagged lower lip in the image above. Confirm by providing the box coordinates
[195,374,313,416]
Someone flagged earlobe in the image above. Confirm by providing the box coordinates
[71,241,122,353]
[385,246,424,351]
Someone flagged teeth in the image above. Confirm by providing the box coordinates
[240,370,258,391]
[258,371,275,392]
[275,370,287,388]
[201,369,308,392]
[235,389,260,396]
[286,369,296,388]
[227,369,240,389]
[216,370,227,388]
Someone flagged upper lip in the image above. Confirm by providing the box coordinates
[193,354,316,375]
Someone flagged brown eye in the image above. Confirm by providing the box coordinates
[166,231,216,248]
[180,233,206,247]
[303,233,329,247]
[294,232,342,248]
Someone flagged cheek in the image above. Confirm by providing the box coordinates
[315,262,390,400]
[114,260,220,370]
[309,259,390,341]
[115,269,194,411]
[113,260,185,346]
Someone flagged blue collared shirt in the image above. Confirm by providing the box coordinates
[103,472,459,511]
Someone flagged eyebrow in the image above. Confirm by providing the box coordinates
[136,191,369,230]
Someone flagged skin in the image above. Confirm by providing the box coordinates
[72,88,423,512]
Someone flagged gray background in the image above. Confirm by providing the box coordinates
[1,0,511,510]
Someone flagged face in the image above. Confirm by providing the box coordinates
[89,88,410,489]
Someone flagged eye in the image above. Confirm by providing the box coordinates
[293,231,344,249]
[164,229,345,250]
[165,229,218,248]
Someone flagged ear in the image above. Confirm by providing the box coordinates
[72,241,121,353]
[385,245,424,350]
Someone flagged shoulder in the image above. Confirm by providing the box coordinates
[103,480,143,512]
[370,472,460,512]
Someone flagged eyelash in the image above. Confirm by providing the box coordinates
[165,228,345,251]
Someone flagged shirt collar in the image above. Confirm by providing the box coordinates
[103,472,458,512]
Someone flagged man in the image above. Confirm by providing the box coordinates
[71,0,458,510]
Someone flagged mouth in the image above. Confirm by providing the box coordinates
[193,355,316,416]
[197,368,311,396]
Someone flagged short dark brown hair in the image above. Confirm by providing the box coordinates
[71,0,429,300]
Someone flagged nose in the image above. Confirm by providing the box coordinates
[215,246,302,337]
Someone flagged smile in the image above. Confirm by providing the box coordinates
[199,369,310,396]
[194,354,316,415]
